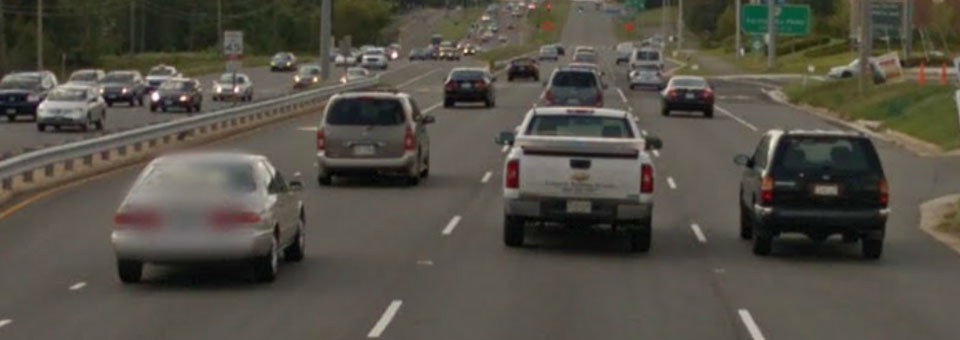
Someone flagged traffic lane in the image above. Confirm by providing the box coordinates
[0,59,527,339]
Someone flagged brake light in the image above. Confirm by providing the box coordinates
[211,209,261,228]
[316,128,325,151]
[640,164,654,193]
[760,176,774,204]
[667,89,678,99]
[702,88,714,99]
[475,80,487,89]
[544,90,555,104]
[505,159,520,189]
[113,210,161,230]
[404,126,416,151]
[595,90,603,107]
[879,179,889,206]
[444,81,456,91]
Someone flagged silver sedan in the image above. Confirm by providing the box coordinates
[212,73,254,102]
[111,152,305,283]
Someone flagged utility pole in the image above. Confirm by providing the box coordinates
[130,0,136,54]
[735,0,741,59]
[0,0,7,72]
[661,0,667,40]
[902,0,912,59]
[37,0,43,71]
[766,0,776,70]
[217,0,223,55]
[677,0,683,50]
[320,0,332,80]
[859,0,873,94]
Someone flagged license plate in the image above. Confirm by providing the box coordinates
[5,108,13,114]
[461,83,472,89]
[164,100,173,105]
[566,200,592,214]
[352,145,376,156]
[685,93,695,100]
[812,184,840,197]
[107,94,117,99]
[568,99,581,105]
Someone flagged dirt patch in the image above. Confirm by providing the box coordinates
[920,195,960,256]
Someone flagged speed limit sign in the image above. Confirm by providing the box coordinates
[223,31,243,58]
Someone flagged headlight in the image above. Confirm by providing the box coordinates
[99,88,105,95]
[27,94,41,102]
[286,61,292,66]
[391,52,399,59]
[340,76,347,84]
[150,92,160,102]
[294,75,301,82]
[312,77,319,83]
[179,95,189,102]
[121,87,129,94]
[215,85,223,93]
[233,87,240,94]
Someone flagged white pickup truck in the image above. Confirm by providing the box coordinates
[495,107,663,252]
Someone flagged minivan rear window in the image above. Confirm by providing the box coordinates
[773,136,881,174]
[326,98,406,126]
[551,71,597,87]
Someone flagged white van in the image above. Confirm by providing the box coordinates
[629,47,664,71]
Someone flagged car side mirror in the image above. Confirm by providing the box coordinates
[644,135,663,150]
[733,154,754,168]
[288,180,304,192]
[495,131,515,145]
[422,115,436,124]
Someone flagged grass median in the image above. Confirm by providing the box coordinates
[435,7,486,41]
[785,79,960,150]
[612,6,676,42]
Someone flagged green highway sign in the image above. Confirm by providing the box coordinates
[626,0,646,11]
[742,4,811,36]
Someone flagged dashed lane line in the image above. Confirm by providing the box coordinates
[422,102,442,114]
[396,69,441,88]
[738,309,767,340]
[0,319,11,330]
[442,215,462,236]
[68,282,87,291]
[481,171,493,183]
[367,300,403,338]
[616,88,629,104]
[667,177,677,190]
[715,105,759,132]
[690,223,707,243]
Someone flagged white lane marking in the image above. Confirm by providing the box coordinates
[68,282,87,291]
[293,172,301,177]
[442,215,462,235]
[715,106,759,132]
[667,177,677,190]
[616,88,628,103]
[0,319,10,329]
[396,69,440,88]
[481,171,493,183]
[367,300,403,338]
[652,149,660,158]
[501,145,509,153]
[738,309,767,340]
[422,102,442,114]
[690,224,707,243]
[416,259,434,266]
[297,126,319,132]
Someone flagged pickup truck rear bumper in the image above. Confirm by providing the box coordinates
[505,198,652,224]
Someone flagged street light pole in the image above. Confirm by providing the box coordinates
[661,0,667,40]
[320,0,332,80]
[766,0,776,70]
[217,0,222,55]
[859,0,873,94]
[37,0,43,71]
[735,0,741,59]
[677,0,683,50]
[130,0,136,54]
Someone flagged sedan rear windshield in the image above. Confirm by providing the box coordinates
[326,98,406,126]
[136,162,257,194]
[160,81,189,90]
[773,136,882,175]
[451,70,486,81]
[149,68,175,76]
[70,72,98,82]
[551,71,597,87]
[526,115,634,138]
[671,78,708,88]
[103,73,134,83]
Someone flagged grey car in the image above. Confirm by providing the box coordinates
[316,91,435,186]
[542,68,607,107]
[111,152,306,283]
[36,85,107,131]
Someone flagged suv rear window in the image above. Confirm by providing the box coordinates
[551,71,597,87]
[773,136,881,174]
[635,50,660,60]
[326,98,406,126]
[526,115,634,138]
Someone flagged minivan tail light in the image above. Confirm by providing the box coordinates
[114,210,161,230]
[316,128,325,151]
[404,126,416,151]
[760,176,774,204]
[879,179,889,206]
[211,209,261,228]
[505,159,520,189]
[640,164,654,193]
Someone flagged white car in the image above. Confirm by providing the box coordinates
[828,59,861,79]
[111,152,306,283]
[340,67,370,84]
[495,107,663,252]
[628,64,665,90]
[213,73,254,102]
[145,65,182,92]
[361,51,389,70]
[36,84,106,132]
[616,42,637,65]
[629,47,664,71]
[335,53,358,66]
[66,69,106,93]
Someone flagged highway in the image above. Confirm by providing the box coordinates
[1,5,960,340]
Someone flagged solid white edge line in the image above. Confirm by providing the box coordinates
[667,177,677,190]
[715,106,759,132]
[367,300,403,338]
[396,69,440,88]
[442,215,462,235]
[616,87,628,103]
[690,223,707,243]
[652,149,660,157]
[738,309,767,340]
[422,102,442,114]
[0,319,11,329]
[481,171,493,183]
[68,282,87,291]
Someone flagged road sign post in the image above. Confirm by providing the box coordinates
[223,31,243,59]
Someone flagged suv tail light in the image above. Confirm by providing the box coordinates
[544,90,555,104]
[640,164,654,193]
[475,80,487,89]
[404,126,416,151]
[595,90,604,107]
[211,209,261,228]
[702,88,714,100]
[667,89,678,99]
[114,210,161,230]
[879,179,889,206]
[505,159,520,189]
[444,81,456,91]
[316,128,325,150]
[760,176,774,204]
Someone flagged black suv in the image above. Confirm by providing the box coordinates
[443,68,496,108]
[507,57,539,81]
[734,130,889,259]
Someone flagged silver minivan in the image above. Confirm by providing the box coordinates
[316,91,435,186]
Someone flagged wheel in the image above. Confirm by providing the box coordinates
[186,105,194,113]
[661,107,670,116]
[485,98,494,108]
[704,108,714,118]
[739,204,753,240]
[160,106,167,113]
[628,226,652,253]
[752,229,773,256]
[405,162,421,186]
[137,98,144,107]
[444,98,454,108]
[128,99,135,106]
[317,174,333,186]
[503,216,524,247]
[117,259,143,284]
[107,101,114,107]
[629,84,636,90]
[862,236,883,259]
[283,218,306,262]
[36,124,45,132]
[195,104,201,112]
[5,115,14,122]
[212,96,219,102]
[508,76,514,82]
[253,234,279,282]
[95,116,105,130]
[150,105,157,112]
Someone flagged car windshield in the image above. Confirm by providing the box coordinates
[527,115,634,138]
[0,77,39,90]
[348,69,366,76]
[326,98,405,126]
[103,73,134,83]
[149,67,175,76]
[451,70,486,81]
[273,53,291,60]
[299,67,321,75]
[69,72,98,82]
[672,78,708,88]
[574,53,597,62]
[47,88,87,101]
[219,74,246,84]
[773,136,881,175]
[160,81,188,90]
[551,71,597,87]
[135,161,257,194]
[636,50,660,60]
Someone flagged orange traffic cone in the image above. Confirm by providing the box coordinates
[941,62,949,85]
[918,61,927,85]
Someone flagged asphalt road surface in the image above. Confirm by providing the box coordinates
[1,5,960,340]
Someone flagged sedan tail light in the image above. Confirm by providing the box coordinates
[444,81,456,91]
[316,128,326,151]
[404,126,416,151]
[702,88,714,100]
[505,159,520,189]
[475,80,487,89]
[211,209,261,228]
[640,164,654,193]
[879,179,889,206]
[114,210,162,230]
[760,176,774,205]
[667,89,678,99]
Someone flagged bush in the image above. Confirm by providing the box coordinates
[803,41,851,58]
[902,56,955,68]
[776,36,831,56]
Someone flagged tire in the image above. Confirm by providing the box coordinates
[284,218,306,262]
[117,259,143,284]
[503,216,524,247]
[485,98,494,108]
[36,124,45,132]
[862,236,883,259]
[629,84,636,90]
[444,98,454,108]
[107,101,114,107]
[752,229,773,256]
[661,107,670,116]
[508,76,514,82]
[6,115,14,122]
[186,105,193,113]
[129,99,135,106]
[628,226,652,253]
[253,234,279,282]
[160,106,167,113]
[95,115,105,130]
[195,104,202,112]
[150,106,157,112]
[704,108,714,118]
[138,98,144,107]
[317,174,333,186]
[739,204,753,240]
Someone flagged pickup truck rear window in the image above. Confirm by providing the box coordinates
[526,115,634,138]
[635,50,660,60]
[326,98,405,126]
[551,71,597,87]
[772,136,882,175]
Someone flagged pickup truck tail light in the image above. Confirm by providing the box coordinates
[404,126,416,151]
[595,90,603,107]
[544,90,555,104]
[640,164,654,193]
[879,178,889,206]
[505,159,520,189]
[760,176,774,204]
[316,128,325,151]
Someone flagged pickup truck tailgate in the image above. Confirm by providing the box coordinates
[517,137,642,200]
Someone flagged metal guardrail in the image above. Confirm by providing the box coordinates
[0,75,381,202]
